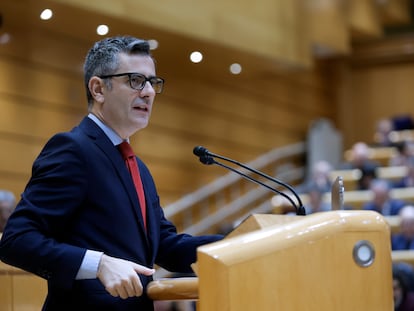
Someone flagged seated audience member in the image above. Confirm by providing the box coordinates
[393,262,414,311]
[363,179,405,216]
[0,190,16,232]
[392,205,414,250]
[340,142,380,190]
[374,118,394,147]
[394,261,414,292]
[394,156,414,188]
[303,186,331,215]
[297,160,333,194]
[389,140,414,167]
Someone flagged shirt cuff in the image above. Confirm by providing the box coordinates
[75,250,104,280]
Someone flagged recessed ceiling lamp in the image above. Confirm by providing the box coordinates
[40,9,53,21]
[229,63,242,75]
[190,51,203,63]
[97,24,109,36]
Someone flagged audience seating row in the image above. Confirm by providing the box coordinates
[329,165,408,191]
[271,186,414,213]
[343,146,397,167]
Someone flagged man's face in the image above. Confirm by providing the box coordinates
[401,219,414,238]
[93,53,157,139]
[373,188,388,206]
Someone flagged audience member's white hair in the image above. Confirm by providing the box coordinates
[0,190,16,204]
[399,205,414,220]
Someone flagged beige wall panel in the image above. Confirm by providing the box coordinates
[0,29,87,75]
[306,0,350,53]
[0,58,84,112]
[337,61,414,148]
[0,138,42,176]
[344,63,414,147]
[149,103,285,150]
[0,95,83,140]
[333,61,356,150]
[348,0,383,38]
[0,0,335,203]
[51,0,312,67]
[0,175,28,200]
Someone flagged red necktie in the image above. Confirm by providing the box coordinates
[118,141,147,230]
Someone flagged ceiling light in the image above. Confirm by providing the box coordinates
[96,24,109,36]
[190,51,203,63]
[230,63,242,75]
[40,9,53,21]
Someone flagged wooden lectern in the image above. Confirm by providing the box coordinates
[148,210,393,310]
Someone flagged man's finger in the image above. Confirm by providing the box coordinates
[131,275,144,296]
[134,264,155,276]
[117,286,129,299]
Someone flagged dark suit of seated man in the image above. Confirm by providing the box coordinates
[363,179,406,216]
[0,36,223,311]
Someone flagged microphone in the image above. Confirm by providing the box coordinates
[193,146,306,215]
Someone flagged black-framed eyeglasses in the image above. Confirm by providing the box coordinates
[99,72,164,94]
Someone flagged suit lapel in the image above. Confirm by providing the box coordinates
[78,118,149,240]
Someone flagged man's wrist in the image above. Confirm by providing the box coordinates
[75,250,104,280]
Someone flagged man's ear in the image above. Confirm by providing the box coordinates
[89,76,106,104]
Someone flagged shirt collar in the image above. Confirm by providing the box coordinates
[87,113,126,146]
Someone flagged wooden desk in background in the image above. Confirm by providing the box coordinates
[0,261,46,311]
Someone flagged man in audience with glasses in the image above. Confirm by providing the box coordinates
[0,36,223,310]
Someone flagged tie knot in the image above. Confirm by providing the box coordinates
[118,141,135,160]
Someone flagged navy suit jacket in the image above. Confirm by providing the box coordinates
[392,234,414,250]
[362,199,406,216]
[0,117,222,310]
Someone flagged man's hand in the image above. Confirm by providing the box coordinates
[97,254,155,299]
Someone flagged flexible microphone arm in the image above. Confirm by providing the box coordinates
[199,154,300,211]
[194,146,306,216]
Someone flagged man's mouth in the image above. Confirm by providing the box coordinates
[134,105,148,112]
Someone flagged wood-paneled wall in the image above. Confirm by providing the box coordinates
[4,1,414,206]
[0,1,336,205]
[335,35,414,149]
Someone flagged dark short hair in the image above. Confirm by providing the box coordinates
[83,36,152,107]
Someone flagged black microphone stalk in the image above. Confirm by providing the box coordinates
[193,146,306,216]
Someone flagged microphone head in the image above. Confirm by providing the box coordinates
[199,155,215,165]
[193,146,209,157]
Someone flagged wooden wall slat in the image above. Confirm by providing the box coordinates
[0,58,84,111]
[0,95,83,139]
[0,138,41,175]
[0,274,12,311]
[336,61,414,148]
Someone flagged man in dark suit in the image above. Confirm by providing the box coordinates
[362,179,406,216]
[392,205,414,250]
[0,36,223,310]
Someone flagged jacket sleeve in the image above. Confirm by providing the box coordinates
[154,206,223,273]
[0,133,88,290]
